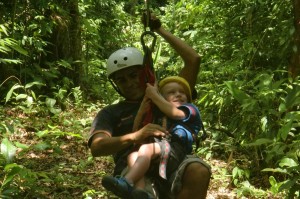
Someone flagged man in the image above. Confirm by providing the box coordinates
[88,14,211,199]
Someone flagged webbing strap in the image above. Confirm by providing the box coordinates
[159,139,170,179]
[140,32,156,89]
[140,30,157,126]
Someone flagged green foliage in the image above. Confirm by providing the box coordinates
[0,24,28,65]
[201,69,299,197]
[0,83,99,198]
[0,163,38,198]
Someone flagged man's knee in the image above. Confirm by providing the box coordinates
[183,162,211,184]
[177,162,211,199]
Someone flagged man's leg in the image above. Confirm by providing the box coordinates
[176,162,211,199]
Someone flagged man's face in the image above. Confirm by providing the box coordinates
[111,66,145,101]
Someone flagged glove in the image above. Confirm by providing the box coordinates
[142,12,162,31]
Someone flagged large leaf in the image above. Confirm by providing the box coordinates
[5,84,23,103]
[45,98,57,108]
[0,138,16,163]
[24,81,44,89]
[279,157,299,167]
[0,24,8,35]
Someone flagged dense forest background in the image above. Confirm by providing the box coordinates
[1,0,299,198]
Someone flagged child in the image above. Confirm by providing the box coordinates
[102,76,203,199]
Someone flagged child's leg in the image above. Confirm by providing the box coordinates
[127,151,138,168]
[125,142,161,187]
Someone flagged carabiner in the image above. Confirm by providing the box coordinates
[141,31,157,53]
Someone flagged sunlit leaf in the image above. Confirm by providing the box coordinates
[49,107,62,114]
[26,96,34,106]
[1,138,16,163]
[279,157,298,167]
[0,24,8,35]
[262,168,287,173]
[25,81,44,89]
[5,84,23,103]
[46,98,57,108]
[33,142,51,151]
[16,94,28,100]
[15,142,29,149]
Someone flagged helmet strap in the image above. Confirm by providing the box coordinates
[108,78,125,98]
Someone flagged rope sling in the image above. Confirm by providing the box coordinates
[132,0,158,131]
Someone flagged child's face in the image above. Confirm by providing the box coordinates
[161,82,188,106]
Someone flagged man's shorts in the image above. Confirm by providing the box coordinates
[121,155,211,199]
[170,155,211,195]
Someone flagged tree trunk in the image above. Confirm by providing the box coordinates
[44,0,83,88]
[68,0,83,87]
[289,0,300,78]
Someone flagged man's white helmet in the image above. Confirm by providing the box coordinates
[107,47,144,77]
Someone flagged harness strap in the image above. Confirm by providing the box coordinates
[159,139,170,179]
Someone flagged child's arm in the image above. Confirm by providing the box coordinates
[145,83,186,120]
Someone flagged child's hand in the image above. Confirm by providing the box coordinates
[145,83,159,100]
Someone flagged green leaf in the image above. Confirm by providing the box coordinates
[0,58,22,64]
[279,121,292,141]
[16,94,28,100]
[244,138,273,146]
[46,98,57,108]
[31,90,37,100]
[269,176,284,194]
[262,168,287,173]
[279,157,298,167]
[36,130,48,138]
[57,59,72,69]
[285,85,300,109]
[10,43,28,56]
[26,96,34,107]
[2,163,22,187]
[34,142,51,151]
[5,83,23,103]
[269,176,277,187]
[278,103,286,112]
[0,138,17,163]
[15,142,29,149]
[260,116,268,132]
[24,81,44,89]
[0,24,8,35]
[279,179,297,192]
[49,107,61,114]
[232,167,238,178]
[225,81,250,104]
